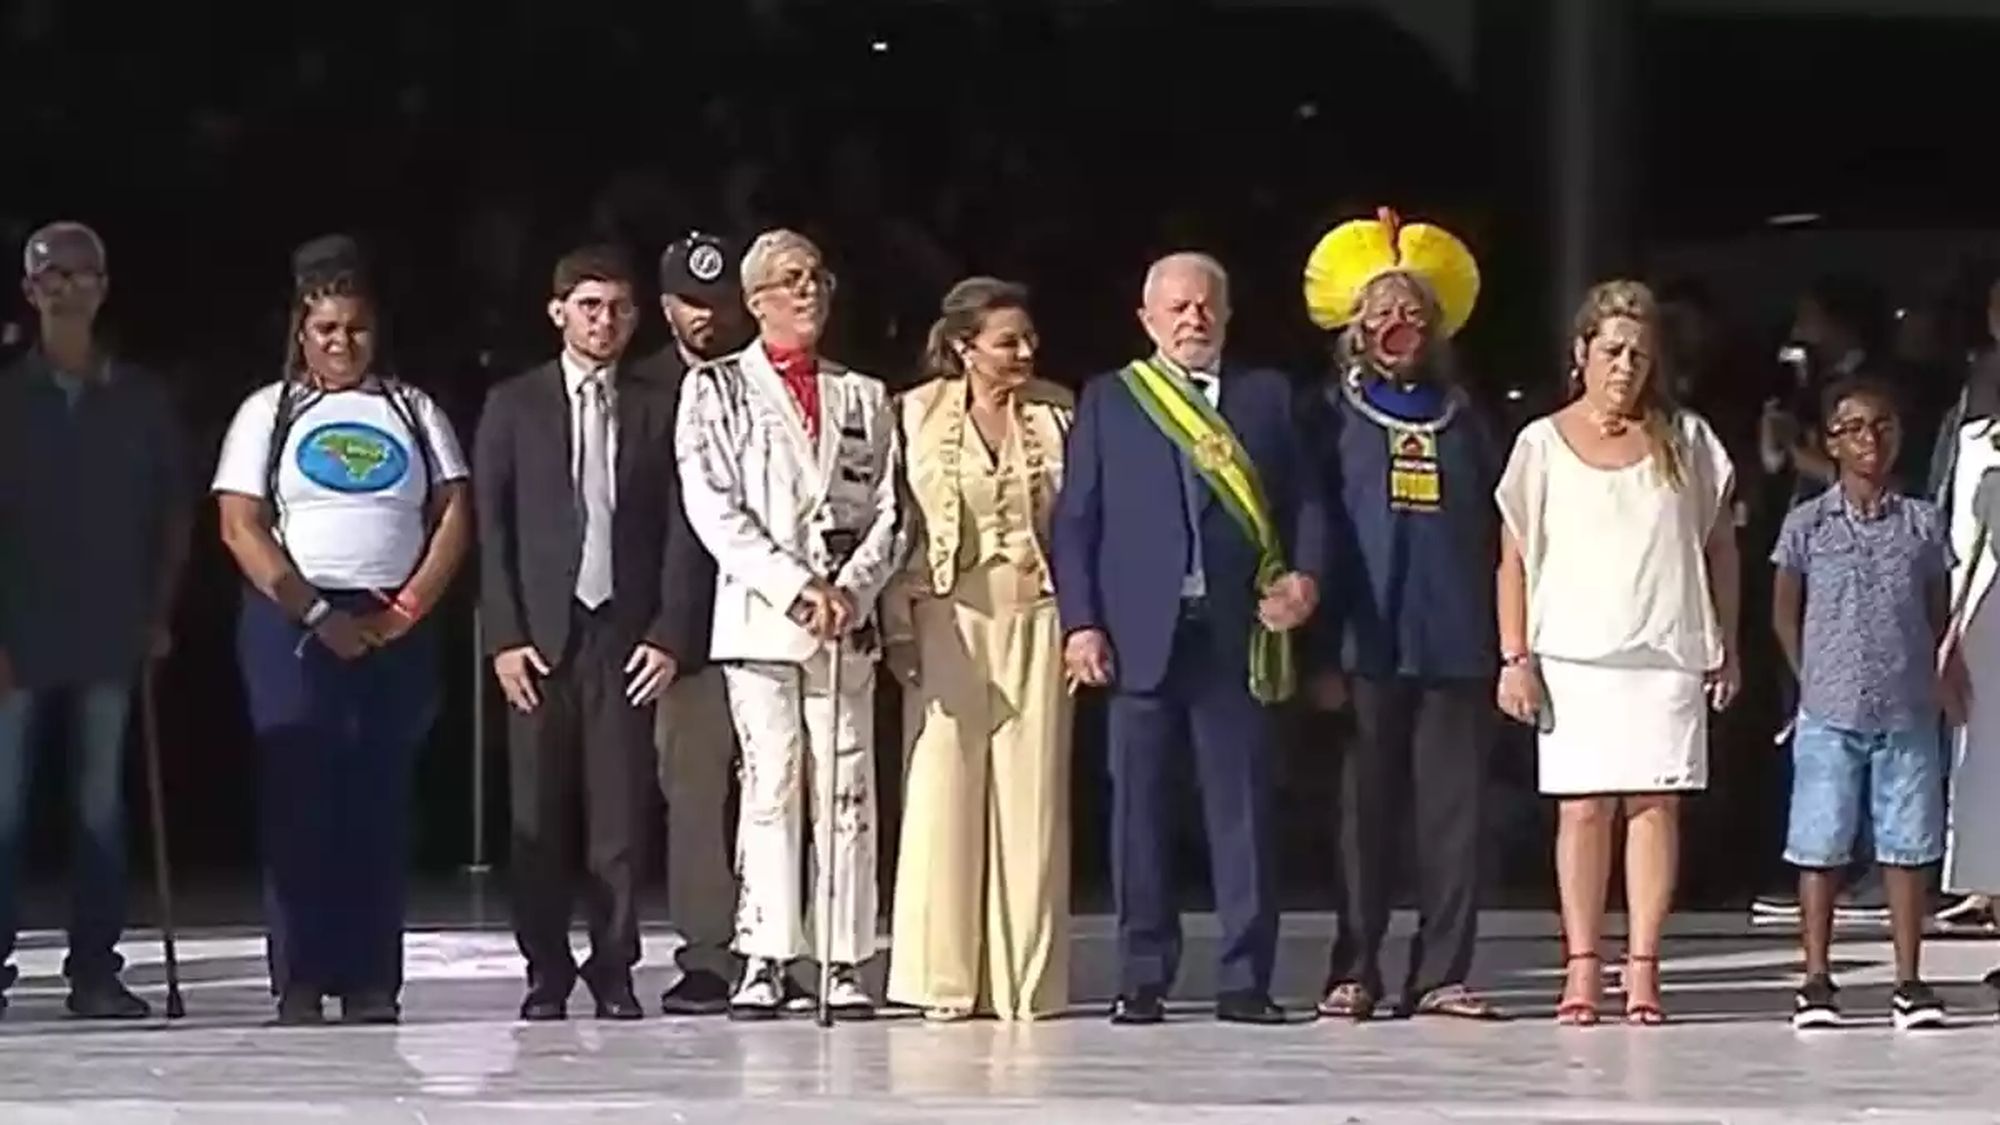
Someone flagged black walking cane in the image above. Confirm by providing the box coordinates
[139,667,186,1020]
[816,528,861,1030]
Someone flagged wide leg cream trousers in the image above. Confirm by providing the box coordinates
[887,567,1072,1019]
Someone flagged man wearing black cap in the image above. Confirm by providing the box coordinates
[0,222,190,1020]
[632,232,752,1015]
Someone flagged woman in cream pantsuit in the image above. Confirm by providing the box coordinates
[883,278,1074,1021]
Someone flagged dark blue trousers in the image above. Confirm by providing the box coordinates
[1108,614,1278,998]
[0,679,134,991]
[238,589,437,998]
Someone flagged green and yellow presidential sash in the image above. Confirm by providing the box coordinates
[1119,356,1296,705]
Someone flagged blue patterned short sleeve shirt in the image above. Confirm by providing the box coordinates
[1771,487,1949,733]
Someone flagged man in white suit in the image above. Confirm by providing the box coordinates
[675,229,902,1019]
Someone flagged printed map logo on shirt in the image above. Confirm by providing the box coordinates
[296,422,410,493]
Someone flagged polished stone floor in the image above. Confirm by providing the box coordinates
[4,912,2000,1123]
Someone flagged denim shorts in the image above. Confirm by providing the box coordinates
[1783,713,1945,868]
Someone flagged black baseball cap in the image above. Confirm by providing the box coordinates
[659,231,741,303]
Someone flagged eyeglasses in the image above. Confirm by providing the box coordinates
[754,266,837,298]
[1825,418,1899,440]
[569,294,637,322]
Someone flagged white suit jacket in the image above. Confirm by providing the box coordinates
[675,343,903,664]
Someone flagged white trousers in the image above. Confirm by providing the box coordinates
[722,649,879,965]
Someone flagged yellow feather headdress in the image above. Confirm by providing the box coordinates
[1302,207,1480,338]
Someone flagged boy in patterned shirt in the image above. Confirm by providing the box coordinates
[1771,374,1965,1030]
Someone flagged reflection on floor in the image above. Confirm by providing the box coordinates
[2,912,1998,1123]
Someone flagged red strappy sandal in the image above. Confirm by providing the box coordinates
[1623,953,1666,1026]
[1556,951,1601,1027]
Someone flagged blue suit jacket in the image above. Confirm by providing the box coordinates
[1051,362,1328,694]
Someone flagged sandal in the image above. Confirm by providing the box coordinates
[1410,983,1507,1022]
[1316,980,1379,1021]
[1555,951,1601,1027]
[1623,954,1666,1026]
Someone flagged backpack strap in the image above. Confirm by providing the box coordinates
[378,376,439,517]
[264,377,325,533]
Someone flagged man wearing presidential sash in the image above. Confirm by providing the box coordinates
[1298,209,1506,1022]
[1051,252,1326,1025]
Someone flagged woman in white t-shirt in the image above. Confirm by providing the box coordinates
[1494,280,1741,1027]
[212,236,472,1025]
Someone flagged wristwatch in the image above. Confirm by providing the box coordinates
[1500,651,1533,669]
[301,598,334,629]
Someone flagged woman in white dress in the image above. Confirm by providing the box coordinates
[1494,280,1741,1026]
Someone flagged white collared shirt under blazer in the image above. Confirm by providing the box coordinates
[674,344,904,662]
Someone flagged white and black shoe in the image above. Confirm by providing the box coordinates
[1790,974,1841,1030]
[1890,980,1946,1031]
[729,959,785,1021]
[825,963,877,1021]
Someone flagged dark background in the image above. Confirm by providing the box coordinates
[2,0,1994,913]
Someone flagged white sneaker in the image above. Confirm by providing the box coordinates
[729,959,784,1021]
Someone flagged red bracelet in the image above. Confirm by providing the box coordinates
[386,591,424,621]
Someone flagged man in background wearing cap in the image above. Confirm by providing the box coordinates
[630,232,751,1015]
[0,222,191,1020]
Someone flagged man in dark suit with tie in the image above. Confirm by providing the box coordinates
[1052,252,1327,1025]
[474,244,711,1021]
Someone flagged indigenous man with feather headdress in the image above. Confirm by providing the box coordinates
[1300,209,1507,1022]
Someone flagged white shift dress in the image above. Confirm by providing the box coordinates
[1495,413,1734,796]
[1942,421,2000,893]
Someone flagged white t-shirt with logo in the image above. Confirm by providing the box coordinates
[212,379,470,589]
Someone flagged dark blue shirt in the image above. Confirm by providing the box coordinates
[1771,487,1947,733]
[1311,376,1502,681]
[0,352,190,688]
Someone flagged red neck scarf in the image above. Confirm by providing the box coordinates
[764,341,820,440]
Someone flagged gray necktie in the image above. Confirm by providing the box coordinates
[576,375,614,608]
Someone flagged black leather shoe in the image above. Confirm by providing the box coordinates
[1216,991,1288,1025]
[1109,990,1166,1025]
[67,978,152,1021]
[340,989,402,1025]
[275,985,325,1027]
[589,976,645,1021]
[519,986,570,1022]
[661,968,733,1016]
